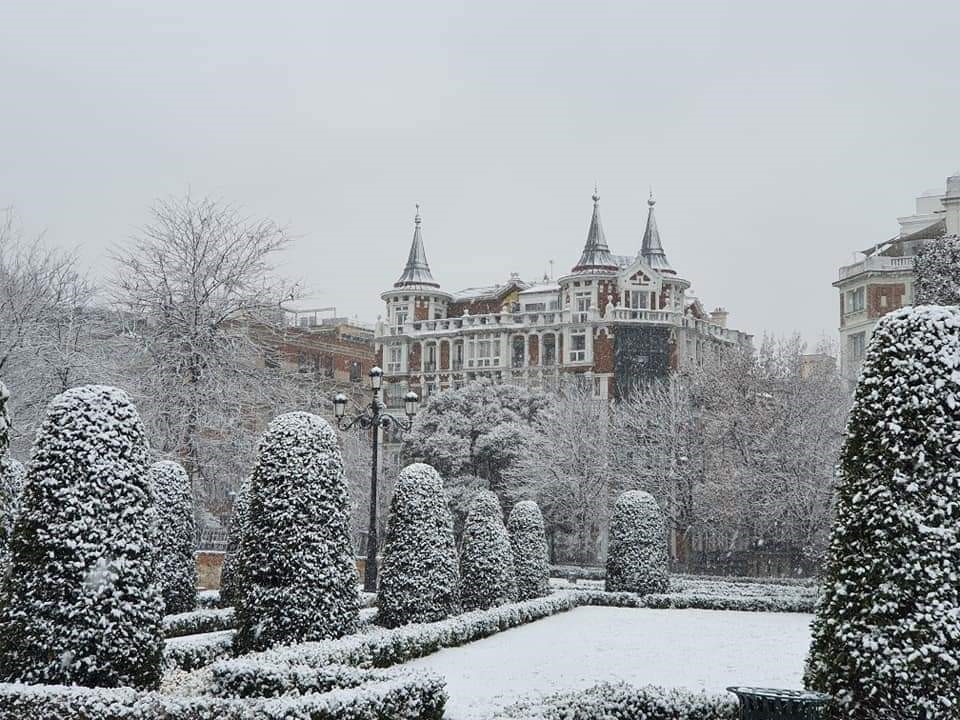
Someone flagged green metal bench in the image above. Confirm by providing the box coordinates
[727,687,832,720]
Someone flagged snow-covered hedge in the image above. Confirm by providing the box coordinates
[197,590,221,609]
[806,306,960,718]
[460,490,517,610]
[914,234,960,305]
[508,500,550,600]
[0,385,163,690]
[502,682,736,720]
[605,490,669,594]
[208,593,580,692]
[234,412,358,654]
[549,564,605,582]
[218,480,249,609]
[0,672,446,719]
[150,460,198,615]
[0,455,24,572]
[164,608,235,639]
[377,463,460,628]
[164,630,234,671]
[573,589,814,613]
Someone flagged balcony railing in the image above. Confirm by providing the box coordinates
[838,254,914,281]
[608,308,679,324]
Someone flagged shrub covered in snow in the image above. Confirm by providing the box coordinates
[805,306,960,718]
[218,479,249,609]
[0,385,163,690]
[605,490,668,595]
[163,608,235,639]
[0,455,24,573]
[165,630,235,671]
[149,460,197,615]
[507,500,550,600]
[377,463,460,628]
[459,490,517,610]
[501,682,736,720]
[914,234,960,305]
[233,412,358,654]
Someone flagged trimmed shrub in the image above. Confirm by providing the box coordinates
[377,463,460,628]
[0,455,24,574]
[149,460,197,615]
[605,490,669,595]
[507,500,550,600]
[914,234,960,305]
[0,385,163,690]
[218,479,249,609]
[459,490,517,610]
[164,630,234,671]
[805,306,960,718]
[233,412,358,654]
[163,608,235,639]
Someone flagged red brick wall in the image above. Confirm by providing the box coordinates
[448,299,503,317]
[440,341,450,370]
[528,336,539,365]
[408,342,421,371]
[598,280,619,316]
[593,329,614,373]
[867,283,906,319]
[414,300,429,321]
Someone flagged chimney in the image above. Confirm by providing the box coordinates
[710,307,728,328]
[944,172,960,237]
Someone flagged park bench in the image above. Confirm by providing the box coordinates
[727,686,832,720]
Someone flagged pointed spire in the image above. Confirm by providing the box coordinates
[394,204,440,288]
[572,187,619,273]
[640,190,674,274]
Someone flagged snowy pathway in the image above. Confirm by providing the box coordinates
[403,606,813,719]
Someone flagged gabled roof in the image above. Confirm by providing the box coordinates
[571,190,620,273]
[640,192,674,275]
[394,206,440,289]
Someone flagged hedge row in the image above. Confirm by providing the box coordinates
[197,591,222,609]
[502,682,736,720]
[574,589,815,613]
[0,672,446,720]
[164,609,235,639]
[208,594,581,694]
[164,631,234,671]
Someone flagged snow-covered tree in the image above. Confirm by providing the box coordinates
[507,500,550,600]
[914,234,960,305]
[149,460,197,614]
[605,490,669,594]
[460,490,517,610]
[377,463,460,628]
[234,412,358,653]
[805,306,960,718]
[0,455,24,575]
[0,385,163,689]
[218,478,250,608]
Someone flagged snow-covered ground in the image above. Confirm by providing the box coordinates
[403,606,813,720]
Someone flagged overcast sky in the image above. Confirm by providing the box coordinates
[2,1,959,344]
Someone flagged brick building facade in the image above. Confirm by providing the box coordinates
[375,192,752,408]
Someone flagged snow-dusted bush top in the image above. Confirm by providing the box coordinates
[0,455,24,572]
[459,490,517,610]
[507,500,550,600]
[605,490,668,594]
[149,460,197,615]
[806,306,960,718]
[914,234,960,305]
[233,411,358,654]
[377,462,460,628]
[0,385,164,690]
[218,478,249,609]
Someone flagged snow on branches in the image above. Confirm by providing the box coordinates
[233,412,358,654]
[377,463,460,628]
[460,490,517,610]
[148,460,197,615]
[0,385,164,689]
[805,306,960,718]
[914,234,960,306]
[605,491,669,595]
[219,478,250,609]
[507,500,550,600]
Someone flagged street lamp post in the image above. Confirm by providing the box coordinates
[333,367,419,592]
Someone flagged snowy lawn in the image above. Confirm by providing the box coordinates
[403,606,813,720]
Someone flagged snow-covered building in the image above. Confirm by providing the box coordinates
[835,171,960,384]
[375,192,752,405]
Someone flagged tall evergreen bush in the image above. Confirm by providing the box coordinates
[149,460,197,614]
[507,500,550,600]
[460,490,516,610]
[605,490,669,594]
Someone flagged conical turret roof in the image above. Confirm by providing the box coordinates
[572,189,619,273]
[640,191,674,275]
[394,205,440,288]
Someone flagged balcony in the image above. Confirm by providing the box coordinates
[838,255,914,281]
[608,308,679,324]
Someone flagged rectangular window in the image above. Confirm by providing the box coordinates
[524,302,546,312]
[395,309,408,332]
[849,332,866,363]
[847,287,865,313]
[570,333,586,362]
[575,293,592,323]
[387,346,402,373]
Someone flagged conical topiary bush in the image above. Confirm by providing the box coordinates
[0,385,163,689]
[149,460,197,614]
[219,478,250,609]
[234,412,359,653]
[377,462,460,628]
[805,306,960,718]
[460,490,517,610]
[0,455,24,576]
[507,500,550,601]
[605,490,668,594]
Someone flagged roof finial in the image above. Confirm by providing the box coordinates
[648,187,655,207]
[592,183,600,204]
[414,203,421,225]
